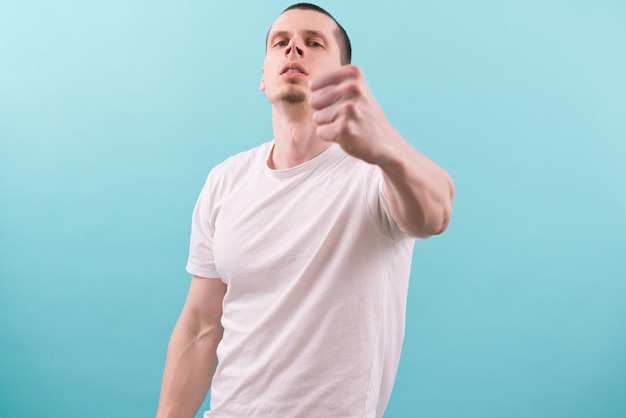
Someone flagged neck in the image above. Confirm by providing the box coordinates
[268,104,332,170]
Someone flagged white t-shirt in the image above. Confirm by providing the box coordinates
[187,141,415,418]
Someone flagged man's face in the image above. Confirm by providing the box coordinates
[260,9,343,105]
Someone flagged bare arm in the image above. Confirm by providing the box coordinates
[310,65,454,237]
[379,131,454,237]
[156,276,227,418]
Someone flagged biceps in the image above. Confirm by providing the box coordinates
[181,275,226,331]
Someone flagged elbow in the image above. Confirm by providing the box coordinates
[408,187,454,238]
[178,309,224,350]
[399,205,451,238]
[390,171,455,238]
[411,206,451,238]
[196,323,224,347]
[432,179,454,235]
[432,173,454,235]
[431,201,452,236]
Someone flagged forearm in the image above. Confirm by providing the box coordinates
[379,130,454,237]
[156,316,222,418]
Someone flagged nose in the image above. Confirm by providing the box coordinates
[284,37,304,58]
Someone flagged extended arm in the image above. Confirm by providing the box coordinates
[379,131,454,237]
[310,65,454,237]
[156,276,227,418]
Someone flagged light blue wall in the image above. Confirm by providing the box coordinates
[1,1,625,417]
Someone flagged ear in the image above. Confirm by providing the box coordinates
[259,68,265,91]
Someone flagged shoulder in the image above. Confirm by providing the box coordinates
[204,142,271,187]
[212,142,270,176]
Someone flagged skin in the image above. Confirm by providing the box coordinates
[156,8,454,418]
[156,277,226,418]
[261,9,454,236]
[260,9,345,168]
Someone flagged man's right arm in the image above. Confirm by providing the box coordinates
[156,275,227,418]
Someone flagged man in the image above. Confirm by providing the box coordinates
[156,3,454,417]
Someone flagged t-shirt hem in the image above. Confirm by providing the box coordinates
[186,263,220,279]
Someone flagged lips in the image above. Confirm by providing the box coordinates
[280,62,308,76]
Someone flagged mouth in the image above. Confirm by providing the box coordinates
[280,63,308,77]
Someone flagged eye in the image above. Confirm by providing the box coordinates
[308,41,323,48]
[274,40,288,47]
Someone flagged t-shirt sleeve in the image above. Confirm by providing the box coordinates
[186,173,221,279]
[373,170,428,240]
[362,168,406,241]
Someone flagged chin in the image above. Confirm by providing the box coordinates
[279,92,307,104]
[277,84,307,104]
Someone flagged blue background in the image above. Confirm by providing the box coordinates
[1,1,625,417]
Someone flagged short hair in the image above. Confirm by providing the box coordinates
[266,3,352,65]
